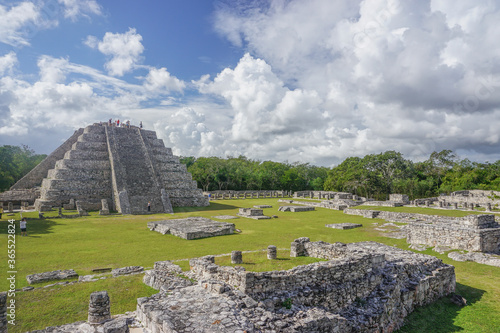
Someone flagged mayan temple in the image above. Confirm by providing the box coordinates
[9,123,208,214]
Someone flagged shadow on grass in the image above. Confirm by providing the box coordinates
[397,282,485,332]
[0,217,59,236]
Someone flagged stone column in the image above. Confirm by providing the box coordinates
[267,245,277,260]
[88,291,111,324]
[257,192,260,199]
[58,207,63,217]
[100,199,110,215]
[7,202,13,213]
[469,203,474,210]
[487,203,492,211]
[425,200,430,207]
[0,292,7,333]
[438,201,443,208]
[453,202,458,209]
[69,198,75,210]
[231,251,242,264]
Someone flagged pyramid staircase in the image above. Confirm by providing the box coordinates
[34,123,208,214]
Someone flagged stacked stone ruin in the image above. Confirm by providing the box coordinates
[344,208,500,253]
[5,123,207,214]
[438,190,500,210]
[138,238,455,332]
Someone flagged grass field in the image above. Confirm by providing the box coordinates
[1,199,499,332]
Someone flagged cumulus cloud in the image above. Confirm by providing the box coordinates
[0,52,17,75]
[85,28,144,76]
[144,67,185,93]
[204,0,500,164]
[58,0,102,20]
[0,1,42,46]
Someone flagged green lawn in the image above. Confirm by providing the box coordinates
[1,199,499,332]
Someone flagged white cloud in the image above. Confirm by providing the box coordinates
[0,52,17,75]
[144,67,185,93]
[0,2,41,46]
[85,28,144,76]
[204,0,500,164]
[57,0,102,20]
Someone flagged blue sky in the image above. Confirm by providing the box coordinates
[1,0,500,166]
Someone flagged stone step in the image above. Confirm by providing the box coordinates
[84,125,106,134]
[151,146,174,156]
[55,159,110,170]
[160,172,193,182]
[42,178,112,191]
[43,188,112,201]
[77,133,107,142]
[156,163,186,172]
[154,154,180,163]
[72,141,108,151]
[64,149,109,160]
[47,168,111,180]
[163,179,198,190]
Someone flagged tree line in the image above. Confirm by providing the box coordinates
[0,145,47,191]
[2,144,500,201]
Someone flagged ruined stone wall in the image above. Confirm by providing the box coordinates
[10,128,84,190]
[439,190,500,207]
[407,222,500,252]
[189,253,385,312]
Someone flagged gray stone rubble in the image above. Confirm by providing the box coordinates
[148,217,235,240]
[137,238,455,333]
[111,266,144,277]
[325,223,362,230]
[278,206,315,212]
[237,208,271,220]
[26,269,78,284]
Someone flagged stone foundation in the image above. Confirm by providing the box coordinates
[278,206,315,212]
[148,217,235,239]
[26,269,78,284]
[137,238,455,332]
[237,208,271,220]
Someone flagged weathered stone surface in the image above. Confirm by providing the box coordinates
[237,208,271,220]
[278,205,315,212]
[138,238,455,333]
[231,251,243,264]
[143,261,194,291]
[325,223,362,230]
[213,215,238,219]
[26,269,78,284]
[88,291,110,324]
[254,205,272,208]
[0,292,6,333]
[31,123,208,213]
[148,217,235,240]
[448,251,500,267]
[111,266,144,277]
[267,245,277,259]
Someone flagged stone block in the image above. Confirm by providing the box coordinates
[326,223,362,230]
[26,269,78,284]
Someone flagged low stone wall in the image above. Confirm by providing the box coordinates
[407,222,500,252]
[148,217,235,239]
[26,269,78,284]
[205,190,292,200]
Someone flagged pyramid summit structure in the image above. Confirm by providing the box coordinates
[12,123,208,214]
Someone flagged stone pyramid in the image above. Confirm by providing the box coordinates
[23,123,208,214]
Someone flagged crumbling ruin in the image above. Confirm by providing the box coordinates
[138,238,455,332]
[148,217,235,240]
[2,123,208,214]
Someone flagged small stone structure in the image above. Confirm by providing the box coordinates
[407,214,500,253]
[137,238,455,332]
[0,292,6,333]
[26,269,78,284]
[143,261,194,291]
[88,291,111,324]
[111,266,144,277]
[148,217,235,239]
[267,245,277,259]
[278,198,361,210]
[278,205,315,212]
[231,251,243,264]
[206,190,291,200]
[237,208,271,220]
[99,199,110,215]
[439,190,500,210]
[326,223,362,230]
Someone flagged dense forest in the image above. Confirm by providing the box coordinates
[0,145,47,191]
[2,144,500,201]
[181,150,500,200]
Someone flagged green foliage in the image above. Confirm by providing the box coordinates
[0,145,46,191]
[180,156,328,191]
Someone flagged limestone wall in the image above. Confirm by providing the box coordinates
[440,190,500,207]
